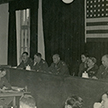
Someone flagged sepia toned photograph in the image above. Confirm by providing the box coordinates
[0,0,108,108]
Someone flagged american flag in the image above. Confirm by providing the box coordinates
[85,0,108,41]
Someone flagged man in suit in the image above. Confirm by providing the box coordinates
[96,54,108,80]
[17,52,33,70]
[49,54,69,75]
[31,53,48,72]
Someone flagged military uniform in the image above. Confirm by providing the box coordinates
[17,58,33,69]
[31,59,48,72]
[49,60,69,75]
[0,77,11,89]
[0,77,12,107]
[78,62,87,77]
[96,65,108,80]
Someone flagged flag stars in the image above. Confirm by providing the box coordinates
[86,0,107,18]
[102,4,104,6]
[94,10,96,12]
[87,1,89,4]
[90,14,92,17]
[98,4,100,7]
[94,5,96,7]
[90,10,93,12]
[102,14,104,16]
[106,13,108,16]
[102,9,104,11]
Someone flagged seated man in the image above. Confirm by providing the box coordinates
[48,54,69,75]
[20,95,36,108]
[96,54,108,80]
[65,95,83,108]
[31,53,48,72]
[0,68,11,89]
[17,52,33,70]
[78,53,89,77]
[94,91,108,108]
[83,57,98,78]
[0,68,12,108]
[101,92,108,108]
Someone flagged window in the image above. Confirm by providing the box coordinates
[16,9,30,64]
[20,9,30,55]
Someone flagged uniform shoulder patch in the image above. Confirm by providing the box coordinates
[61,61,66,66]
[42,60,45,63]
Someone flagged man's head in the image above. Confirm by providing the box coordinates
[22,52,29,62]
[87,57,96,68]
[52,54,60,64]
[0,68,6,78]
[101,91,108,108]
[34,53,42,63]
[65,95,83,108]
[101,55,108,68]
[20,95,36,108]
[81,53,89,63]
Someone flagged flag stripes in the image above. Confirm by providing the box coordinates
[85,0,108,40]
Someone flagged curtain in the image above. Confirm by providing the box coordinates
[38,0,45,59]
[42,0,85,75]
[8,5,17,66]
[8,0,38,65]
[86,38,108,66]
[16,11,21,65]
[30,0,38,59]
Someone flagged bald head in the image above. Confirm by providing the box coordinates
[53,54,60,64]
[20,95,36,108]
[102,55,108,68]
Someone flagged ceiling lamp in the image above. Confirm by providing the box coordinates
[62,0,74,4]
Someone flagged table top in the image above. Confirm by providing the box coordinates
[0,90,24,97]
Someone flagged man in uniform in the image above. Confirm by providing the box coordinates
[31,53,48,72]
[96,54,108,80]
[49,54,69,75]
[17,52,33,70]
[0,68,12,108]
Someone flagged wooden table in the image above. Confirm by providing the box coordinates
[0,91,24,108]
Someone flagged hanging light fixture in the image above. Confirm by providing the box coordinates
[62,0,74,4]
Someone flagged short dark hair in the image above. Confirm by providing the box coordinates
[88,57,97,64]
[53,54,60,58]
[35,53,42,58]
[81,52,89,57]
[65,95,83,108]
[20,95,36,108]
[22,52,29,56]
[0,68,6,72]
